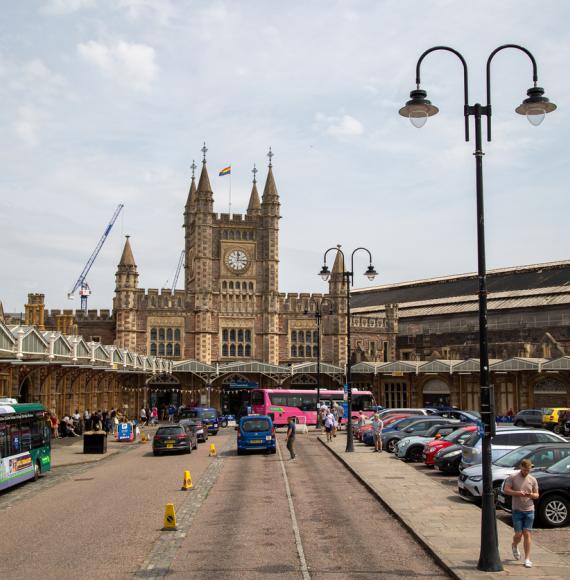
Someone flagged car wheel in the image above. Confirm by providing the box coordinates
[386,439,398,453]
[538,495,570,528]
[514,420,525,427]
[408,446,424,463]
[220,419,228,428]
[271,448,277,454]
[153,450,160,456]
[33,461,41,481]
[187,445,192,454]
[212,431,218,436]
[237,449,244,456]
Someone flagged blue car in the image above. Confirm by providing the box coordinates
[237,415,276,455]
[180,407,220,435]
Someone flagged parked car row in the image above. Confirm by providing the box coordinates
[513,407,570,435]
[357,408,570,528]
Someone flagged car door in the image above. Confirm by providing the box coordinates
[530,410,543,427]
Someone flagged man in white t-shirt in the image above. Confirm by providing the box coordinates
[504,458,539,568]
[371,414,384,452]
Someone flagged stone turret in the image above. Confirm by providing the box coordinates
[114,236,139,351]
[260,148,281,363]
[25,293,46,330]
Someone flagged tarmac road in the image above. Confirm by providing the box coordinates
[0,430,224,579]
[167,433,449,579]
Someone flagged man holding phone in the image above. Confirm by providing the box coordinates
[504,458,539,568]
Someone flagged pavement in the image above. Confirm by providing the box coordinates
[50,426,156,467]
[320,433,569,580]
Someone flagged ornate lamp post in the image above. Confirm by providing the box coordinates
[399,44,556,572]
[319,245,377,452]
[304,297,335,429]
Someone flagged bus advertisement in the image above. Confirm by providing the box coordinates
[251,389,375,426]
[0,401,51,492]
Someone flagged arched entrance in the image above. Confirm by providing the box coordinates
[422,379,451,408]
[146,374,181,419]
[220,374,259,416]
[533,378,568,409]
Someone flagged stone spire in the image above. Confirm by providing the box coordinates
[261,147,279,205]
[247,163,261,216]
[185,160,197,210]
[197,142,213,195]
[115,235,138,290]
[119,235,136,267]
[331,246,345,274]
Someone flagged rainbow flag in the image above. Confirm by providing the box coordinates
[219,165,231,176]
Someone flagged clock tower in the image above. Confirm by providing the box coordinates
[184,146,281,364]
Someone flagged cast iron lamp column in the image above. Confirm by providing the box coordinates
[304,297,335,429]
[319,246,378,452]
[399,44,556,573]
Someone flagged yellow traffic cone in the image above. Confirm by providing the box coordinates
[209,443,217,457]
[140,431,147,443]
[163,503,177,530]
[181,470,193,490]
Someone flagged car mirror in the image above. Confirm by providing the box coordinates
[404,428,413,433]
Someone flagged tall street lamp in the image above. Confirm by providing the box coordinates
[399,44,556,572]
[319,245,378,452]
[304,297,335,429]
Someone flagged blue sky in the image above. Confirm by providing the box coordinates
[1,0,569,312]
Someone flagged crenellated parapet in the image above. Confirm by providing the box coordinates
[139,289,187,310]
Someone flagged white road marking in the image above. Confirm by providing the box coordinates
[277,440,311,580]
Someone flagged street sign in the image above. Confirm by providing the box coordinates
[117,422,134,441]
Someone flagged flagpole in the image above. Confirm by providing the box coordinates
[224,165,232,216]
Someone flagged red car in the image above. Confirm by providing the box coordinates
[423,425,477,466]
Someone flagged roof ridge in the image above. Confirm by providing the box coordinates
[352,259,570,294]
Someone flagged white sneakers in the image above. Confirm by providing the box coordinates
[512,545,521,560]
[524,559,532,568]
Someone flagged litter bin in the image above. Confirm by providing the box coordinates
[83,431,108,454]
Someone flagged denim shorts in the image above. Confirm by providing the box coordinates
[512,510,534,533]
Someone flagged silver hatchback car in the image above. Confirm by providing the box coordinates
[459,427,566,471]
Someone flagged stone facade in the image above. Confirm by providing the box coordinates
[110,154,397,368]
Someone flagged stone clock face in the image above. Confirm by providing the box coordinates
[226,249,249,272]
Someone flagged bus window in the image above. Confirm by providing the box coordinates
[31,418,46,449]
[353,394,374,411]
[251,391,265,406]
[20,424,32,452]
[9,425,21,455]
[269,394,288,406]
[0,425,7,458]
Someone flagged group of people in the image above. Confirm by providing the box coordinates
[48,408,129,439]
[320,402,345,442]
[139,406,159,426]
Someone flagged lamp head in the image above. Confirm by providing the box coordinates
[364,265,378,281]
[399,89,439,128]
[515,86,556,126]
[319,265,331,282]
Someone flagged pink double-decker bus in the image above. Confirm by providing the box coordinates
[250,388,376,426]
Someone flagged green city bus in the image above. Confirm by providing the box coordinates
[0,399,51,491]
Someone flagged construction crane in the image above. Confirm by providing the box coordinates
[68,204,124,313]
[171,250,185,295]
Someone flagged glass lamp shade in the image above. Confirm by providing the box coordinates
[364,265,378,281]
[515,87,556,126]
[399,89,439,128]
[319,266,331,282]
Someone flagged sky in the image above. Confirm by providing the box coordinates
[1,0,569,312]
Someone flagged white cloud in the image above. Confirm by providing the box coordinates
[117,0,174,25]
[315,113,364,137]
[43,0,96,15]
[13,106,41,147]
[78,40,158,91]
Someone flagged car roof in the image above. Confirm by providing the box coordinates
[516,442,570,449]
[240,414,271,421]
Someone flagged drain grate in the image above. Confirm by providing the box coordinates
[74,477,94,482]
[385,476,405,480]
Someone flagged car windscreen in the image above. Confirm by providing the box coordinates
[463,431,480,447]
[242,419,271,432]
[494,446,531,467]
[184,409,217,419]
[543,408,553,415]
[547,455,570,474]
[157,427,183,436]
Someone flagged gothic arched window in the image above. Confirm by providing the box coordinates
[174,329,181,341]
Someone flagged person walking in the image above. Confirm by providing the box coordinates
[324,409,335,442]
[504,458,539,568]
[167,404,176,423]
[140,407,147,426]
[286,416,296,460]
[371,413,384,452]
[337,403,344,431]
